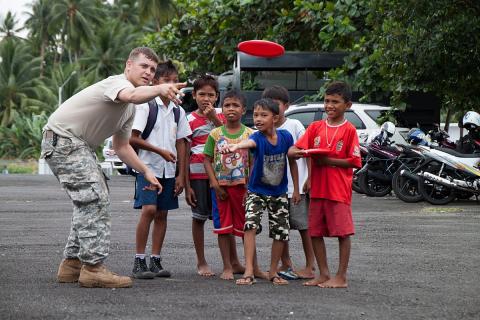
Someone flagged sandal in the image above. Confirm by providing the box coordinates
[278,268,299,280]
[236,275,256,285]
[270,275,288,285]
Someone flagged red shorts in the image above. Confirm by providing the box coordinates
[212,185,246,237]
[308,198,355,237]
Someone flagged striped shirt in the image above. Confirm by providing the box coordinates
[187,109,225,180]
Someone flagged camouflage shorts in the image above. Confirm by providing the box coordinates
[41,131,110,265]
[244,192,290,241]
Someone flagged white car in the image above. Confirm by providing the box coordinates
[285,102,409,144]
[102,137,127,174]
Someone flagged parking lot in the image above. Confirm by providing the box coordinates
[0,175,479,320]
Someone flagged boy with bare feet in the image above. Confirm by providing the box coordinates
[262,86,315,280]
[185,75,224,277]
[289,81,362,288]
[204,90,254,280]
[220,98,300,286]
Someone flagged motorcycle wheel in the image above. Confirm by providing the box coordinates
[352,172,364,194]
[392,169,423,203]
[417,172,456,205]
[358,170,392,197]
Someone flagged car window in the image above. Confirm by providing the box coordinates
[287,110,316,128]
[321,111,365,129]
[364,110,383,123]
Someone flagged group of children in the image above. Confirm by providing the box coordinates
[129,61,362,288]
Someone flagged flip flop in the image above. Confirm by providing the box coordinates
[278,268,299,280]
[270,275,288,285]
[236,275,256,286]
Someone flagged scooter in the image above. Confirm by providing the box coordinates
[400,146,480,205]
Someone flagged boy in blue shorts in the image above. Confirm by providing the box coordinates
[130,61,192,279]
[220,98,301,285]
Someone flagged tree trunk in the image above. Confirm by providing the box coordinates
[444,108,451,132]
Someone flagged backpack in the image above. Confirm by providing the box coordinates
[127,99,181,176]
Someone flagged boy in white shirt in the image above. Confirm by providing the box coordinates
[130,61,192,279]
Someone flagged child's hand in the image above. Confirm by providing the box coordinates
[314,156,331,166]
[213,184,228,201]
[185,186,197,207]
[292,191,301,205]
[289,149,306,159]
[302,177,311,194]
[219,143,238,154]
[174,175,184,197]
[204,103,218,121]
[158,149,176,162]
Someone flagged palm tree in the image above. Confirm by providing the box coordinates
[80,20,138,82]
[138,0,177,31]
[110,0,140,25]
[25,0,55,77]
[0,39,41,127]
[48,0,104,62]
[0,11,23,40]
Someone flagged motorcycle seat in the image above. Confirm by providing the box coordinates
[431,146,480,158]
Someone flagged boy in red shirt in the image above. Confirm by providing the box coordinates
[289,81,362,288]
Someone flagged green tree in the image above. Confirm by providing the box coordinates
[25,0,55,77]
[49,0,104,62]
[0,39,41,127]
[80,20,138,82]
[0,11,23,39]
[138,0,177,31]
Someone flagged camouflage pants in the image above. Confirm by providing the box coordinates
[41,131,110,265]
[244,192,290,241]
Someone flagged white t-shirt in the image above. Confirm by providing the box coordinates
[45,74,135,149]
[132,97,192,178]
[278,118,308,196]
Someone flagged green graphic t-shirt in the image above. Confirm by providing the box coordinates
[204,125,254,186]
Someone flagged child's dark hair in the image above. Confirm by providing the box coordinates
[254,98,279,115]
[325,81,352,102]
[154,60,178,80]
[262,85,289,104]
[222,90,246,107]
[193,74,219,93]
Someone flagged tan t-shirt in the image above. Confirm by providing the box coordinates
[45,74,135,149]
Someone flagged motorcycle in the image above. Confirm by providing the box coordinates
[352,143,368,194]
[400,146,480,205]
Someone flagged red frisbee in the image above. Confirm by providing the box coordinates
[237,40,285,58]
[303,148,331,157]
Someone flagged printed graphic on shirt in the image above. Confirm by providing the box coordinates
[336,140,343,151]
[261,153,286,186]
[314,136,321,147]
[215,136,248,183]
[353,145,360,157]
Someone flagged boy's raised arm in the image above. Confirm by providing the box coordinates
[288,145,305,159]
[220,139,256,154]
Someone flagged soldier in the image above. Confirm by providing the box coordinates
[41,47,185,288]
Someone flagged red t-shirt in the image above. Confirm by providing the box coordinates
[186,110,226,180]
[296,119,361,204]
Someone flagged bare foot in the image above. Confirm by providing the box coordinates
[232,263,245,275]
[220,269,234,280]
[296,268,315,279]
[253,270,269,280]
[303,275,330,286]
[197,264,215,277]
[318,276,347,288]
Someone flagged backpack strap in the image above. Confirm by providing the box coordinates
[142,99,159,140]
[173,106,180,124]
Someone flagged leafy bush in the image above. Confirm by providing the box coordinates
[0,113,47,159]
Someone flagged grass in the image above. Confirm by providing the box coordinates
[0,159,38,174]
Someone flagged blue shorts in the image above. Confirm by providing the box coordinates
[134,174,178,211]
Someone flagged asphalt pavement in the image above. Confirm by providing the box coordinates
[0,175,479,320]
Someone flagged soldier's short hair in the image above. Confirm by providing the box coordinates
[128,47,159,64]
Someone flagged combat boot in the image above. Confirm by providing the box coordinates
[57,258,82,283]
[78,263,132,288]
